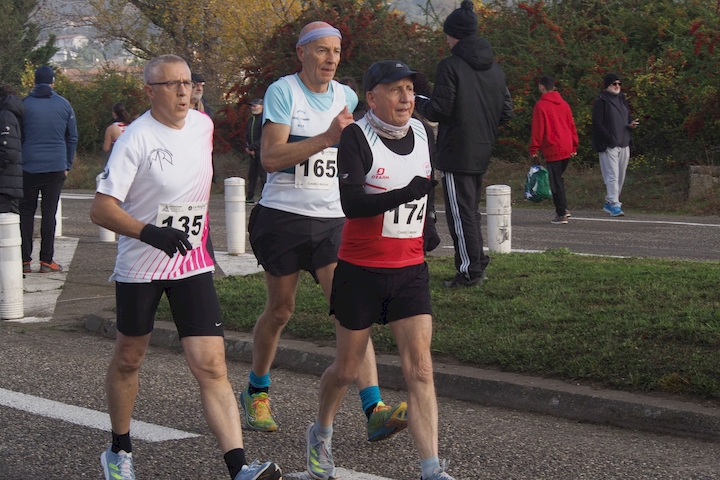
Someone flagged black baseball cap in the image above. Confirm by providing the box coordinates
[363,60,421,93]
[249,98,263,106]
[191,72,205,83]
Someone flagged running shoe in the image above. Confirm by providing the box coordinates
[39,261,62,273]
[306,423,336,480]
[551,215,568,224]
[366,401,408,442]
[603,202,613,215]
[565,209,571,218]
[421,460,455,480]
[100,446,135,480]
[240,385,277,432]
[234,459,282,480]
[22,262,31,273]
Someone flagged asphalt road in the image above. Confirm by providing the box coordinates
[1,192,719,479]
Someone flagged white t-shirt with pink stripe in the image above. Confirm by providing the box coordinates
[97,109,215,282]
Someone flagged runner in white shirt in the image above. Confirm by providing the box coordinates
[241,21,408,447]
[90,54,281,480]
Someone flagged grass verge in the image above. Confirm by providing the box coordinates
[157,251,720,401]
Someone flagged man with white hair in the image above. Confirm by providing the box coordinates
[91,54,281,480]
[242,22,408,445]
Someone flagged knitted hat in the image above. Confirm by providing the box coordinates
[603,73,621,88]
[35,66,55,85]
[443,0,478,40]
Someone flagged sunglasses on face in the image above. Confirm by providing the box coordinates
[612,81,622,86]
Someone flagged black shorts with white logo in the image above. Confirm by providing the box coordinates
[115,272,223,338]
[248,204,344,277]
[330,260,432,331]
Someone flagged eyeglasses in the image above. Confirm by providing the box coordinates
[612,81,622,86]
[192,81,205,88]
[148,80,192,91]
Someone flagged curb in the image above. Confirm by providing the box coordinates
[84,314,720,443]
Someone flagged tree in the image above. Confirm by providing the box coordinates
[84,0,301,107]
[0,0,58,87]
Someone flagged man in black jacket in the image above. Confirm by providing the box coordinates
[0,84,25,215]
[244,98,266,204]
[591,73,639,217]
[415,0,512,288]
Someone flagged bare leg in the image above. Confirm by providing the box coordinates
[389,314,438,459]
[317,320,373,426]
[315,263,379,391]
[105,332,151,434]
[251,271,300,377]
[183,336,244,452]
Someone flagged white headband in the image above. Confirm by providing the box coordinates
[296,27,342,47]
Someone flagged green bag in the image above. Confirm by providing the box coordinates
[524,165,553,203]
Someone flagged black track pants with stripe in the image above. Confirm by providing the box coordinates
[442,171,490,279]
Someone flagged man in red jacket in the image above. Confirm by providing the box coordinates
[529,76,578,224]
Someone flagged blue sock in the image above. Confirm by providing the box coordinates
[359,385,382,413]
[249,370,270,389]
[420,456,440,479]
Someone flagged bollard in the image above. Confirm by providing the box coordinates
[0,213,24,319]
[96,174,115,242]
[224,177,246,255]
[55,197,62,237]
[486,185,512,254]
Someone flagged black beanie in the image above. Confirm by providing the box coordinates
[443,0,478,40]
[603,73,621,88]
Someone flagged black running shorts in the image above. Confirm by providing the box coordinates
[330,260,432,331]
[248,204,344,277]
[115,272,223,338]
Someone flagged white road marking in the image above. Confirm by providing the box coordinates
[435,210,720,228]
[61,193,96,200]
[0,388,200,442]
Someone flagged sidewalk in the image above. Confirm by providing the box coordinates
[13,206,720,444]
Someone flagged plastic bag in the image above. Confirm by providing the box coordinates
[524,165,553,203]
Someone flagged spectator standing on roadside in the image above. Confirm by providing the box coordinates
[242,21,408,446]
[529,76,578,225]
[592,73,639,217]
[102,102,133,153]
[307,60,454,480]
[0,84,25,216]
[90,54,281,480]
[190,72,213,117]
[20,66,77,274]
[415,0,512,288]
[245,98,266,204]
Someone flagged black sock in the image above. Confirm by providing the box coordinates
[224,448,247,479]
[364,402,379,420]
[248,383,269,395]
[111,431,132,454]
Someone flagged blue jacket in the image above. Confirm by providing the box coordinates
[22,85,78,173]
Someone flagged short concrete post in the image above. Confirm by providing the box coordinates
[96,174,115,242]
[0,213,24,319]
[224,177,246,255]
[55,197,62,237]
[486,185,512,253]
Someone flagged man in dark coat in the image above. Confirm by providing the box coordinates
[415,0,512,288]
[0,84,25,215]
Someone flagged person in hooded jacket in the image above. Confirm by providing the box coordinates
[529,76,578,225]
[415,0,512,288]
[20,66,78,274]
[0,84,25,215]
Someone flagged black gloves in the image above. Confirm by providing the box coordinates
[139,224,193,258]
[403,176,438,201]
[423,213,441,253]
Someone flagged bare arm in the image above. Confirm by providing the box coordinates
[102,124,121,152]
[260,106,354,173]
[90,192,145,238]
